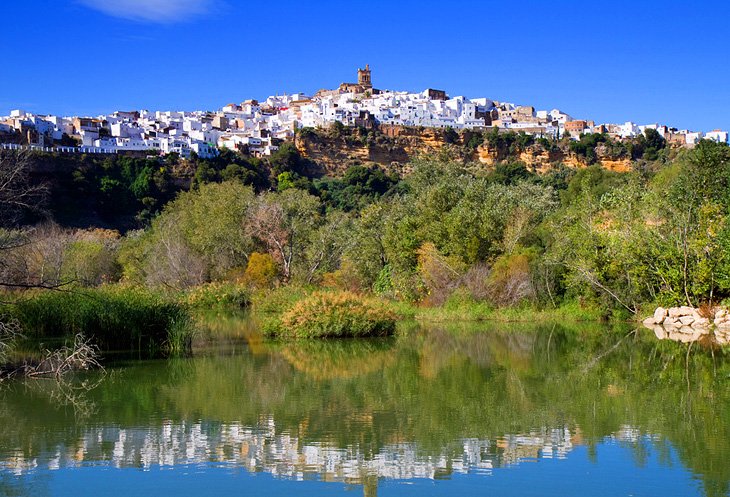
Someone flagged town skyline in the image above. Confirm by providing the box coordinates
[4,63,726,160]
[3,1,730,133]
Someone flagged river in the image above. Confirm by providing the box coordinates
[1,317,728,496]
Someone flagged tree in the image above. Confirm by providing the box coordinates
[117,181,256,287]
[246,189,322,282]
[0,150,46,227]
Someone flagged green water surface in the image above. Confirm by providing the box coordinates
[1,319,729,496]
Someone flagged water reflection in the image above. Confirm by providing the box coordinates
[646,324,730,346]
[0,420,579,480]
[1,320,729,497]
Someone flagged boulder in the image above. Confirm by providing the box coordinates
[653,307,668,323]
[679,316,695,326]
[653,326,668,340]
[662,317,679,327]
[679,306,696,316]
[642,317,656,326]
[668,307,682,318]
[691,317,710,328]
[715,309,728,320]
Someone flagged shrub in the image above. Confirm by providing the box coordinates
[62,233,121,286]
[321,259,364,292]
[416,242,465,306]
[10,286,192,354]
[251,286,313,315]
[183,281,250,309]
[486,251,536,306]
[264,290,397,339]
[241,252,278,288]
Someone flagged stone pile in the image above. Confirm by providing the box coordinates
[642,306,730,344]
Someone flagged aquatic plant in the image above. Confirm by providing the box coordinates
[10,286,192,354]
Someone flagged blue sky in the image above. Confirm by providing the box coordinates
[3,0,729,132]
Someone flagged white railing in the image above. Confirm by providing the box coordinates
[0,143,118,154]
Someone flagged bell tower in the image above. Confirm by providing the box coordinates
[357,64,372,88]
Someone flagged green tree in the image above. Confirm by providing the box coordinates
[246,189,322,282]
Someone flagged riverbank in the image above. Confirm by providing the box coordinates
[250,286,626,336]
[2,286,193,355]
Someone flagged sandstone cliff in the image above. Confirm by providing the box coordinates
[295,125,633,177]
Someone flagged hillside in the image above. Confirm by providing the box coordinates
[295,124,640,176]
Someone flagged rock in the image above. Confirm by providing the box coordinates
[679,316,695,326]
[668,330,700,342]
[691,311,704,321]
[678,325,695,334]
[715,309,728,320]
[679,306,695,316]
[653,307,668,322]
[668,307,682,318]
[714,315,728,325]
[662,317,679,327]
[717,320,730,329]
[653,326,668,340]
[715,331,730,346]
[691,317,710,328]
[643,317,656,326]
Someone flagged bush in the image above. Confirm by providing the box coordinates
[183,282,250,309]
[251,286,313,315]
[10,286,192,354]
[264,290,397,338]
[241,252,278,288]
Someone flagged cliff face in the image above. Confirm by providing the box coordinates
[471,142,632,173]
[294,125,452,177]
[294,126,633,177]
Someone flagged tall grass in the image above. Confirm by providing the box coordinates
[10,286,193,354]
[182,282,250,309]
[263,290,397,339]
[403,293,606,323]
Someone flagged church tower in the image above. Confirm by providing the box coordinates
[357,64,372,88]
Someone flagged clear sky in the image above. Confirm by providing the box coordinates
[3,0,729,132]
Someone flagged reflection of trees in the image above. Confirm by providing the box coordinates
[1,321,730,496]
[279,339,397,380]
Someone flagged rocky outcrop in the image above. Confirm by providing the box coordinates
[295,126,634,177]
[642,306,730,345]
[294,126,447,176]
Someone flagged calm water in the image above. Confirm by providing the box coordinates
[1,318,730,497]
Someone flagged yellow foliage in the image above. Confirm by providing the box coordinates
[242,252,278,288]
[320,258,364,292]
[271,290,397,338]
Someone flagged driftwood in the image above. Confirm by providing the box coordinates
[1,333,104,380]
[25,333,103,378]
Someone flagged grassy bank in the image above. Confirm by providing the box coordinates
[394,297,610,324]
[252,286,618,340]
[7,286,193,354]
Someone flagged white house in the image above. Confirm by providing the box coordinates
[705,130,728,143]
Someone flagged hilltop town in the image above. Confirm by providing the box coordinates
[1,65,728,160]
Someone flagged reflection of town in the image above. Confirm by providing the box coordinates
[1,418,643,482]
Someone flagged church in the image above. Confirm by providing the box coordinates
[315,65,380,98]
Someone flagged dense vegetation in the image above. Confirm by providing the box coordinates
[263,290,397,338]
[1,131,730,345]
[7,286,192,353]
